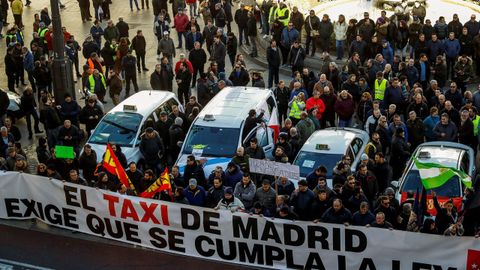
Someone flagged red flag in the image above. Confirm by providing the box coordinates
[268,107,280,143]
[103,143,137,195]
[140,167,172,198]
[467,249,480,270]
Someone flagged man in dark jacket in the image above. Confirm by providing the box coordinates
[319,14,333,52]
[228,65,250,86]
[234,4,249,46]
[267,40,281,88]
[131,30,148,72]
[290,180,315,220]
[246,11,257,57]
[176,62,192,105]
[57,120,82,151]
[355,164,378,205]
[184,155,207,188]
[169,117,184,160]
[122,50,139,96]
[79,97,103,137]
[0,89,8,121]
[459,110,475,149]
[206,178,226,208]
[289,41,306,75]
[210,35,226,73]
[188,41,207,88]
[140,127,165,174]
[242,109,264,141]
[185,26,203,52]
[390,127,410,180]
[116,17,129,39]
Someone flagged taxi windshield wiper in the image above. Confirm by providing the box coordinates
[103,120,136,133]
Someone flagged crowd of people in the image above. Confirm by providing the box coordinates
[1,0,480,237]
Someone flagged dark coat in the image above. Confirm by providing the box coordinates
[267,46,281,67]
[246,16,257,37]
[188,48,207,69]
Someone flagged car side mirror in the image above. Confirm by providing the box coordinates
[390,181,399,189]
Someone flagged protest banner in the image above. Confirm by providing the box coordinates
[249,158,300,179]
[0,171,479,270]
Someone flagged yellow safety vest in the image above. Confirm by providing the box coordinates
[473,115,480,137]
[374,79,387,101]
[289,100,303,119]
[88,74,106,94]
[276,7,290,26]
[268,6,278,24]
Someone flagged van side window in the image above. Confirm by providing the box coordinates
[460,152,470,173]
[350,138,363,156]
[155,98,179,119]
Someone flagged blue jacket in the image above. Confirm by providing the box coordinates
[381,42,394,65]
[281,28,299,47]
[23,51,34,71]
[384,86,404,107]
[224,164,244,188]
[289,88,309,100]
[444,38,460,59]
[426,40,444,61]
[423,115,440,140]
[184,186,206,206]
[352,211,375,226]
[90,25,104,45]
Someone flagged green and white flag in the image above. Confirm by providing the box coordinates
[414,157,472,189]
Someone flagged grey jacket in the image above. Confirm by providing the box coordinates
[233,181,256,209]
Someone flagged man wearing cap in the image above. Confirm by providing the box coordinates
[174,8,189,49]
[215,187,245,212]
[140,127,165,174]
[158,31,175,64]
[184,178,206,206]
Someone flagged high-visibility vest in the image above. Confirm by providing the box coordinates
[473,115,480,137]
[374,79,387,101]
[38,28,48,44]
[87,58,104,73]
[88,74,106,93]
[276,7,290,26]
[268,6,278,24]
[289,100,303,119]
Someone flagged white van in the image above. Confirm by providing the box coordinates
[175,87,279,176]
[86,90,183,164]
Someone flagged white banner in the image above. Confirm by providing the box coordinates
[249,158,300,179]
[0,171,479,270]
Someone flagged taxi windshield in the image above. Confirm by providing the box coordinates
[89,112,142,147]
[401,170,462,198]
[294,151,343,178]
[182,125,240,157]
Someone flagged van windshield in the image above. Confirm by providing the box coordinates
[89,112,142,147]
[401,170,462,198]
[182,125,240,157]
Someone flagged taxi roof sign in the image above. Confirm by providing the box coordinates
[123,105,137,111]
[316,144,330,150]
[418,151,431,159]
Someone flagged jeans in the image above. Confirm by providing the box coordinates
[125,74,139,95]
[261,14,269,34]
[336,40,344,59]
[177,31,184,48]
[249,36,257,55]
[189,2,197,17]
[192,66,203,87]
[136,53,146,70]
[238,26,248,45]
[141,0,149,9]
[268,66,279,88]
[25,109,40,135]
[338,118,351,127]
[305,35,316,55]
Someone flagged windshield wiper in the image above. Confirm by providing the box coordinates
[103,120,137,133]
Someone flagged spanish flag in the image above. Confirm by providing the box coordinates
[103,143,137,195]
[140,168,172,198]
